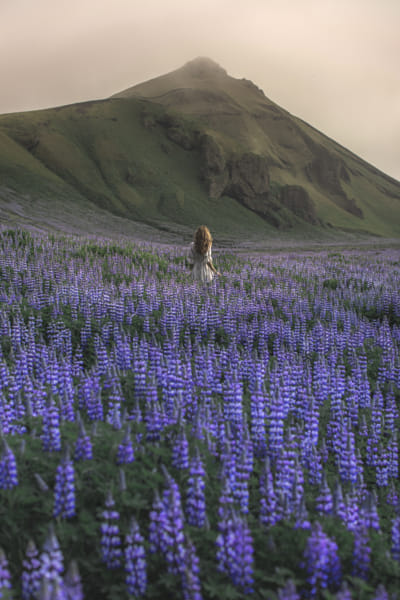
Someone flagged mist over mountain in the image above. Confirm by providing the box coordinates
[0,57,399,240]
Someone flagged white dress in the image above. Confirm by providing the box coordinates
[188,242,214,282]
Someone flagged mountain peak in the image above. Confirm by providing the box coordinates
[179,57,228,79]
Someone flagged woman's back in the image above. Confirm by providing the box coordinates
[189,242,214,282]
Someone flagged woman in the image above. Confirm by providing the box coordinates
[188,225,221,282]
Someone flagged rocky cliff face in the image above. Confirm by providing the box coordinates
[280,185,319,225]
[154,112,360,228]
[199,134,270,214]
[305,144,363,218]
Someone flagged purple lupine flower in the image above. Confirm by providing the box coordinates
[0,438,18,489]
[391,516,400,562]
[335,582,353,600]
[250,384,267,458]
[125,517,147,597]
[216,508,254,593]
[80,375,103,422]
[36,576,67,599]
[172,430,190,470]
[352,526,371,579]
[302,522,342,598]
[186,451,206,528]
[234,458,250,514]
[295,494,311,530]
[386,482,399,507]
[100,490,122,568]
[344,490,359,532]
[39,525,65,594]
[233,436,253,515]
[388,432,398,479]
[315,473,333,515]
[145,399,164,442]
[22,539,42,600]
[332,479,347,523]
[338,431,358,485]
[116,425,135,465]
[268,397,285,462]
[375,443,389,488]
[259,457,279,528]
[73,419,93,461]
[53,445,76,519]
[63,560,84,600]
[359,491,380,531]
[220,440,237,496]
[0,547,12,597]
[41,397,61,452]
[181,538,202,600]
[161,470,186,575]
[148,491,169,554]
[373,584,389,600]
[277,579,300,600]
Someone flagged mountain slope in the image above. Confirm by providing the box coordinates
[115,57,400,236]
[0,57,399,239]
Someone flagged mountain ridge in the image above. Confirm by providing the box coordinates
[0,57,399,239]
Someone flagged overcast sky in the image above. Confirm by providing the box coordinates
[1,0,399,181]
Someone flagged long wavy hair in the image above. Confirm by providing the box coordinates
[194,225,212,255]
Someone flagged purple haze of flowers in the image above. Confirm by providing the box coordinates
[53,445,76,519]
[0,547,12,597]
[22,539,42,600]
[0,437,18,489]
[100,490,122,569]
[302,522,342,598]
[125,517,147,597]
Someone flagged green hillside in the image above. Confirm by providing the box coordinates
[0,57,399,239]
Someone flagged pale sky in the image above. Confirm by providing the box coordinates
[1,0,399,181]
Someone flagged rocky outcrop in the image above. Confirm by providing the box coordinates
[280,185,319,224]
[199,134,229,197]
[155,113,197,150]
[226,153,270,212]
[305,146,363,218]
[199,134,270,214]
[306,147,350,192]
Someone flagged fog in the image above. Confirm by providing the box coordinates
[1,0,399,181]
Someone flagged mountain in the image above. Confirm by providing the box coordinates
[0,57,399,240]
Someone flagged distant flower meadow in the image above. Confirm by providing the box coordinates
[0,228,400,599]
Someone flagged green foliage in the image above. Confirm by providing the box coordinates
[323,278,338,290]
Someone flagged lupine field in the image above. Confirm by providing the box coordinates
[1,228,400,600]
